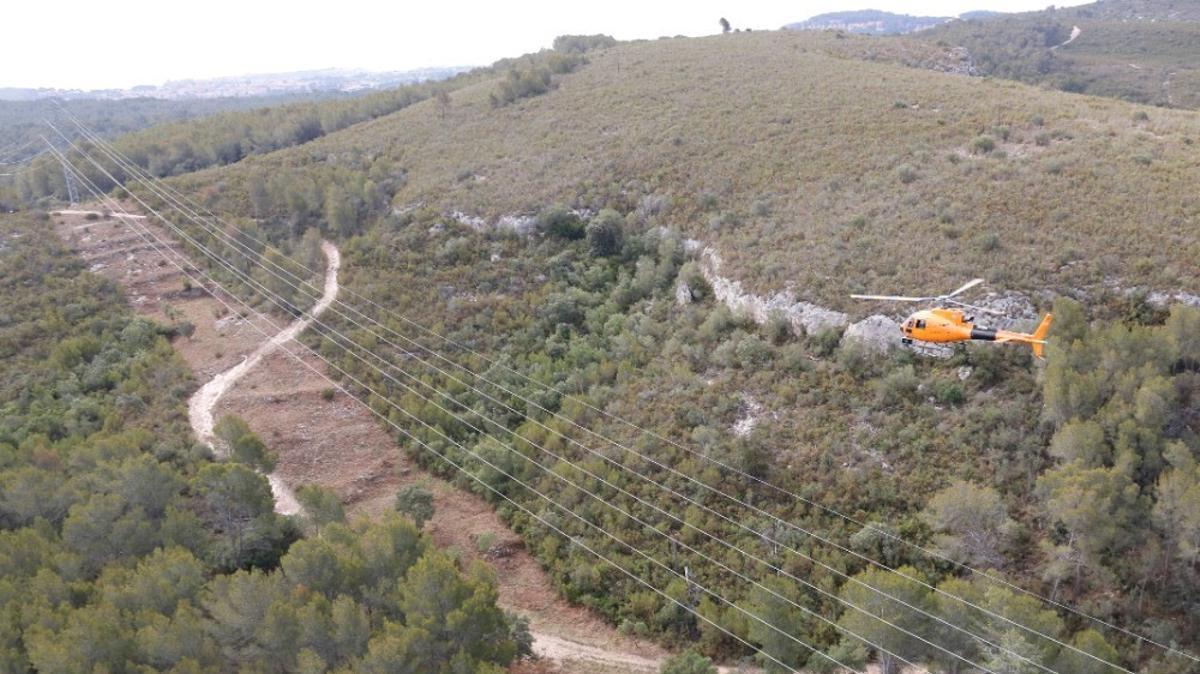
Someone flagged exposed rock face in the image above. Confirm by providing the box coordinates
[732,395,763,438]
[449,210,486,230]
[1148,291,1200,309]
[449,211,537,237]
[496,214,537,236]
[844,315,903,353]
[975,292,1039,329]
[675,280,694,306]
[699,248,848,335]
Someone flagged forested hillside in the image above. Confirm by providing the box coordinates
[3,47,607,211]
[0,212,523,672]
[918,0,1200,108]
[66,28,1197,672]
[142,158,1200,670]
[12,24,1200,672]
[3,70,488,209]
[0,93,348,165]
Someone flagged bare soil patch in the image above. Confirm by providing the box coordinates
[53,206,667,673]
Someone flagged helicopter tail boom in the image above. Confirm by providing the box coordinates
[992,313,1054,359]
[1030,313,1053,359]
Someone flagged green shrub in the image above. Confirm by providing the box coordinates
[587,209,623,257]
[538,204,585,239]
[476,531,497,553]
[763,312,792,344]
[977,232,1001,252]
[490,67,553,107]
[876,365,920,407]
[660,650,717,674]
[548,53,587,75]
[933,379,966,405]
[552,34,617,53]
[394,483,436,528]
[971,135,996,154]
[838,340,876,379]
[810,326,843,357]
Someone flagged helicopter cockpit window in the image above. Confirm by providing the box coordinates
[915,319,926,329]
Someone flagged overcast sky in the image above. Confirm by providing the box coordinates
[8,0,1091,90]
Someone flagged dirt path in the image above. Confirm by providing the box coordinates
[53,207,672,674]
[187,240,340,515]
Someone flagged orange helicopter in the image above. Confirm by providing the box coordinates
[852,279,1053,358]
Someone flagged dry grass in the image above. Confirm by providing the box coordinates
[181,29,1199,309]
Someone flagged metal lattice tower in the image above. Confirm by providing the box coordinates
[61,160,80,205]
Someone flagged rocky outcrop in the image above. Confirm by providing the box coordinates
[843,315,903,353]
[1148,291,1200,309]
[698,248,849,335]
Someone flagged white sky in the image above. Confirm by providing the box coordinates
[7,0,1091,90]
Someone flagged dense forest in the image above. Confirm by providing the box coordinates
[0,212,525,673]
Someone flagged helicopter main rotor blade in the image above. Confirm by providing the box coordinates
[943,278,985,299]
[850,294,932,302]
[946,298,1006,316]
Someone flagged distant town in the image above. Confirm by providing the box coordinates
[0,66,473,101]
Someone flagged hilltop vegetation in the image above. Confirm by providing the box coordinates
[172,30,1198,308]
[918,0,1200,108]
[4,42,612,211]
[0,213,523,673]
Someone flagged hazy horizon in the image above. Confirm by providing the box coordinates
[11,0,1092,91]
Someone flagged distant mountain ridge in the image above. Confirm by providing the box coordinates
[0,66,473,102]
[784,9,952,35]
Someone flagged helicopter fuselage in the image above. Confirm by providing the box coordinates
[900,308,988,344]
[851,280,1052,358]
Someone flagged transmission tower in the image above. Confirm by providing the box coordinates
[61,160,80,205]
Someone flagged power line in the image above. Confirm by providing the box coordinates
[54,134,930,672]
[58,116,1153,673]
[58,125,1074,673]
[51,145,861,674]
[57,119,1151,673]
[100,162,968,673]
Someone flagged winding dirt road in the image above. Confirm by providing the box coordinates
[51,209,726,673]
[187,241,340,515]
